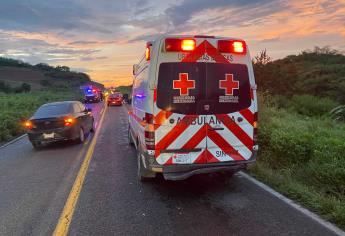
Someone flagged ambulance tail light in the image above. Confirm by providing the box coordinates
[144,113,155,150]
[165,38,196,52]
[218,40,247,54]
[253,112,258,145]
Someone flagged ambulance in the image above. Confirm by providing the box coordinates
[129,35,258,181]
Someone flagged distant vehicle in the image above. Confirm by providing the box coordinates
[83,86,101,103]
[129,35,258,181]
[25,101,94,149]
[107,92,123,106]
[122,93,129,103]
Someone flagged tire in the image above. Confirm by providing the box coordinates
[32,141,43,150]
[128,126,134,146]
[90,119,95,133]
[76,127,85,144]
[137,147,156,182]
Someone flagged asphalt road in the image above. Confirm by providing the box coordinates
[0,102,343,236]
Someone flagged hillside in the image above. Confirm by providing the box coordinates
[254,46,345,102]
[115,85,132,95]
[0,57,104,92]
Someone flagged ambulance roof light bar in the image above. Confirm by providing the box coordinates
[165,38,196,52]
[218,40,247,54]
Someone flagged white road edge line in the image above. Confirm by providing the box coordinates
[239,171,345,236]
[0,134,27,149]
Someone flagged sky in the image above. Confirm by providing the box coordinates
[0,0,344,87]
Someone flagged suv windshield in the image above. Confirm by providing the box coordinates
[156,62,251,115]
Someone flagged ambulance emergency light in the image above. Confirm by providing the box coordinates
[218,40,246,54]
[164,37,246,54]
[165,38,196,52]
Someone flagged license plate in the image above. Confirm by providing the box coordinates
[43,133,55,139]
[172,153,190,164]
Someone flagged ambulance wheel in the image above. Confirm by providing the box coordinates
[137,149,155,182]
[128,126,134,146]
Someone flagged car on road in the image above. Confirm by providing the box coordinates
[25,101,94,149]
[129,35,258,181]
[83,86,102,103]
[107,92,123,106]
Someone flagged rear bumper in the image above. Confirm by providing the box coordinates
[27,126,78,143]
[108,101,122,106]
[145,151,257,181]
[85,97,99,102]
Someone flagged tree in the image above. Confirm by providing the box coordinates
[253,49,272,65]
[55,65,70,72]
[21,83,31,93]
[253,48,272,65]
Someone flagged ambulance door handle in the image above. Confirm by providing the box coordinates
[209,127,224,131]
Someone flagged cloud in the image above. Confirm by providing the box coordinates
[259,37,281,43]
[164,0,274,27]
[80,56,108,61]
[45,48,100,55]
[0,0,344,87]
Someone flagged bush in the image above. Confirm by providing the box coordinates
[289,95,339,117]
[252,97,345,229]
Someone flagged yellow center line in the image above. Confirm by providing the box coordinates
[53,104,108,236]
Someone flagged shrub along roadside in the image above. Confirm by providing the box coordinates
[0,89,82,143]
[249,94,345,229]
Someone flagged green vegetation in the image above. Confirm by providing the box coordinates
[115,85,132,95]
[249,47,345,229]
[0,81,31,93]
[0,89,82,142]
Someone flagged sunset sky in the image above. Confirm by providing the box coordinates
[0,0,344,87]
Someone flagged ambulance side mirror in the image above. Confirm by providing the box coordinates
[133,64,139,75]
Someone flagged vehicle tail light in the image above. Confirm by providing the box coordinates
[218,40,246,54]
[165,38,196,52]
[253,112,258,145]
[64,117,75,126]
[181,39,195,51]
[24,121,33,129]
[146,42,152,61]
[144,113,155,150]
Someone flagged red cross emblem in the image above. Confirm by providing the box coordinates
[173,73,195,96]
[219,74,239,96]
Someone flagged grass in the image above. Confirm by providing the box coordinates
[0,89,82,142]
[249,94,345,230]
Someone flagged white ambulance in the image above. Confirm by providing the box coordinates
[129,35,258,181]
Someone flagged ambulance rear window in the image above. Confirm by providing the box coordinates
[156,62,251,115]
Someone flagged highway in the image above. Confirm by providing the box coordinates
[0,102,343,236]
